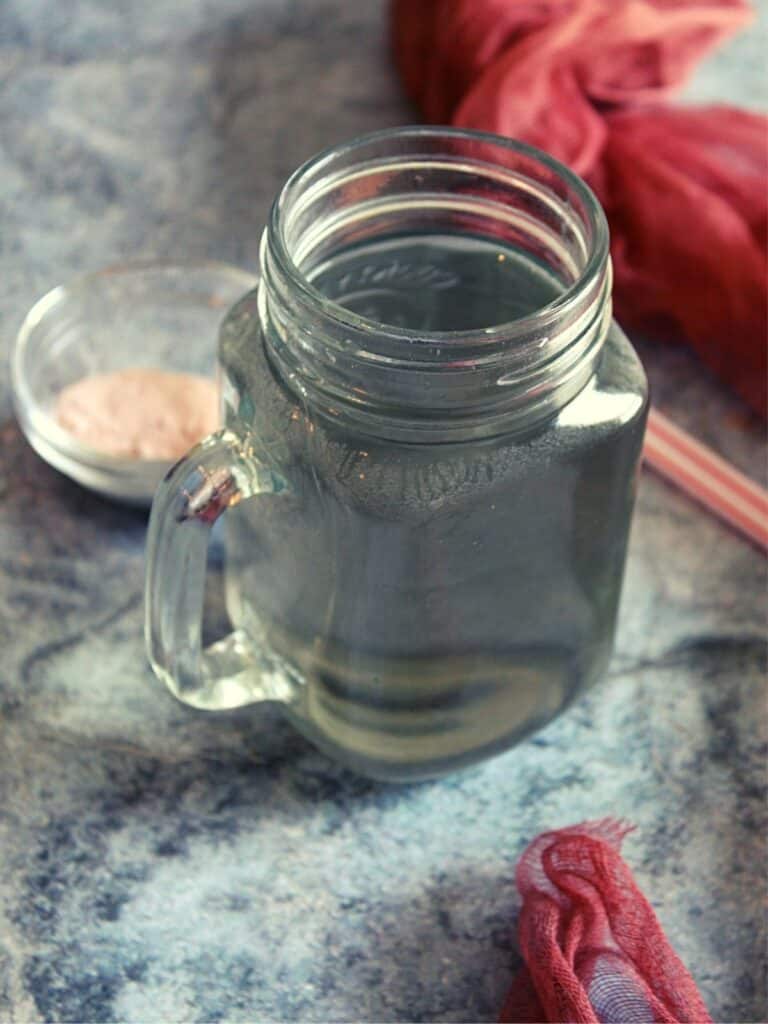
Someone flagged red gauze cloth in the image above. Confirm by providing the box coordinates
[392,0,768,417]
[500,821,713,1024]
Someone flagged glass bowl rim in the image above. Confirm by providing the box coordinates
[11,259,258,473]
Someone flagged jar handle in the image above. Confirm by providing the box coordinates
[145,428,290,710]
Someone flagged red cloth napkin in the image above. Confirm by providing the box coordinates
[501,821,713,1024]
[392,0,768,418]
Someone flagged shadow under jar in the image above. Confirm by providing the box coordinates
[145,128,648,781]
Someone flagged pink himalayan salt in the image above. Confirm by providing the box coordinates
[56,367,219,461]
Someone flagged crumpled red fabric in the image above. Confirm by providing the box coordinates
[500,820,713,1024]
[392,0,768,417]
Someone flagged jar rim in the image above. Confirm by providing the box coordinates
[268,125,610,345]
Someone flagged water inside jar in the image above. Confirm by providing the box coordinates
[308,232,564,331]
[222,229,643,780]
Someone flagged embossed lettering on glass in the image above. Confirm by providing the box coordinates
[145,128,648,780]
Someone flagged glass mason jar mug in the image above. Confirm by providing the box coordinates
[145,128,648,781]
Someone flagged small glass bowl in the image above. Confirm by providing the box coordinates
[11,261,257,505]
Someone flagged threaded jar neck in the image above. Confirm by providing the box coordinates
[258,127,612,442]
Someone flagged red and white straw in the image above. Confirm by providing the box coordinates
[643,408,768,552]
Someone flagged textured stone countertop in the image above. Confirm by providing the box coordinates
[0,3,766,1022]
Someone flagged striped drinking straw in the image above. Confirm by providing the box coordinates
[643,408,768,552]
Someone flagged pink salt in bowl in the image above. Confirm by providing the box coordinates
[11,262,257,505]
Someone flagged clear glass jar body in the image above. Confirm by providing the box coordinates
[220,129,647,779]
[221,309,645,779]
[145,128,648,781]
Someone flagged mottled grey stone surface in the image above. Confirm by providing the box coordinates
[0,2,766,1022]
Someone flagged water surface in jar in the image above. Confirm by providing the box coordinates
[308,232,564,330]
[222,232,645,779]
